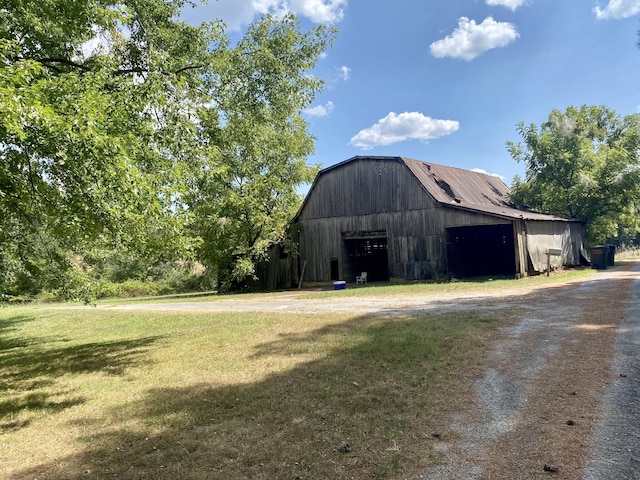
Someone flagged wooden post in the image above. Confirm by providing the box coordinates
[546,248,562,276]
[298,261,307,289]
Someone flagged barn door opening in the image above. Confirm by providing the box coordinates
[446,224,516,278]
[342,231,389,282]
[330,257,339,281]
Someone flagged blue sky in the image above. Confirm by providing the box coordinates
[182,0,640,185]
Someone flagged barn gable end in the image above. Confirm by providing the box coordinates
[297,156,436,220]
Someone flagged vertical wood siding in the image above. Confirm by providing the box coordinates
[295,157,573,283]
[298,158,436,220]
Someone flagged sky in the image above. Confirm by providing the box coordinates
[181,0,640,185]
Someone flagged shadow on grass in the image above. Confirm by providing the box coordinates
[7,264,635,480]
[6,311,496,480]
[0,314,37,350]
[0,315,163,430]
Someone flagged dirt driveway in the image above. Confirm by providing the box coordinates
[420,262,640,480]
[105,263,640,479]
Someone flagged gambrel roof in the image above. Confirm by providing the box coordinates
[299,156,573,222]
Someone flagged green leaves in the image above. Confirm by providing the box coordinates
[508,105,640,244]
[1,1,334,296]
[188,14,330,289]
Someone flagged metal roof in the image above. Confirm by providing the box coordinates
[399,157,572,221]
[305,156,575,223]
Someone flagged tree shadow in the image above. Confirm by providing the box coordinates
[0,314,164,431]
[6,310,494,480]
[0,314,37,350]
[7,265,635,479]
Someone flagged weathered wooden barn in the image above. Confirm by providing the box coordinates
[294,155,585,284]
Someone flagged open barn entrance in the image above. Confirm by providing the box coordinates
[446,224,516,278]
[343,231,389,282]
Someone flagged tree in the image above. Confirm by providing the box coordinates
[1,1,333,296]
[508,105,640,244]
[189,16,324,289]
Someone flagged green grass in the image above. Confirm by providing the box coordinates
[298,266,596,299]
[87,266,598,307]
[0,303,508,480]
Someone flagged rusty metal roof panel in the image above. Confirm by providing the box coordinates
[400,157,575,221]
[401,157,510,206]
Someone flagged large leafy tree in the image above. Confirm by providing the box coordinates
[0,0,333,296]
[190,18,323,288]
[508,105,640,244]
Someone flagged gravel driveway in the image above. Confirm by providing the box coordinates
[583,266,640,479]
[419,263,640,480]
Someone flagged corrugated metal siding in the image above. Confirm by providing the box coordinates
[524,220,585,271]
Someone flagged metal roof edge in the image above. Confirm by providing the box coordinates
[445,202,580,222]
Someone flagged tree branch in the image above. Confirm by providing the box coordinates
[36,57,92,72]
[14,55,208,78]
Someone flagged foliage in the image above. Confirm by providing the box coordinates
[189,16,325,290]
[508,105,640,244]
[0,1,333,297]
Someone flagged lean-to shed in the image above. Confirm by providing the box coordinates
[294,156,585,283]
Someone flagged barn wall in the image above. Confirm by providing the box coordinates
[297,158,449,282]
[524,220,584,271]
[298,204,520,283]
[298,210,447,282]
[254,244,297,290]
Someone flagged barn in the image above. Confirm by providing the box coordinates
[294,155,586,284]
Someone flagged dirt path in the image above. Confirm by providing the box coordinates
[101,272,617,317]
[422,263,639,480]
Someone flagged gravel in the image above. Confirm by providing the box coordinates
[583,266,640,479]
[420,265,640,480]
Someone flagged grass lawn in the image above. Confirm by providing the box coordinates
[3,294,512,479]
[89,266,595,307]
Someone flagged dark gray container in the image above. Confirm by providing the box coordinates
[591,246,608,269]
[606,244,616,266]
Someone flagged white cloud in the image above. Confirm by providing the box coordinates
[80,36,105,58]
[183,0,347,31]
[485,0,528,10]
[594,0,640,19]
[429,17,519,61]
[289,0,347,23]
[471,168,505,181]
[303,101,335,117]
[336,65,351,81]
[76,26,123,60]
[349,112,460,150]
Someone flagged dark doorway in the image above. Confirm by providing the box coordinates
[330,257,339,281]
[344,236,389,282]
[447,224,516,278]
